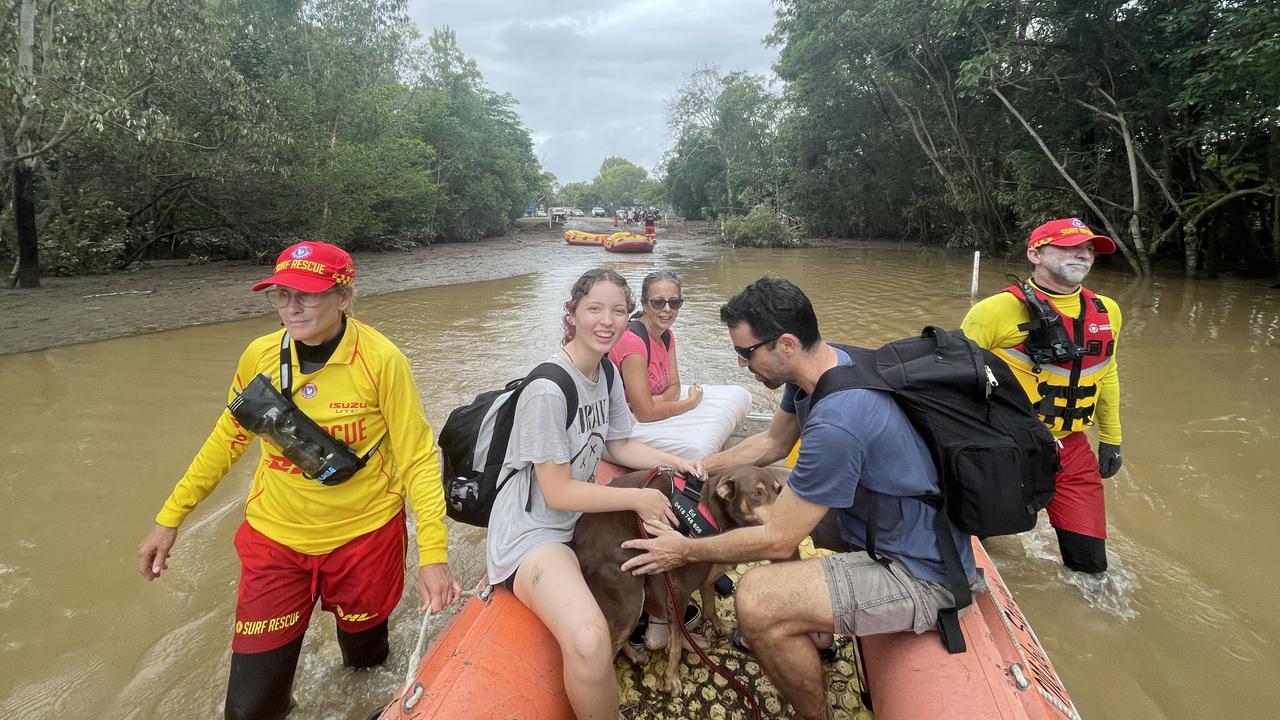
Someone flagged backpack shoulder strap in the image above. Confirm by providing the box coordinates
[811,345,888,407]
[659,329,672,350]
[525,361,580,429]
[600,357,615,393]
[514,360,611,515]
[522,359,613,429]
[627,319,652,361]
[480,363,571,474]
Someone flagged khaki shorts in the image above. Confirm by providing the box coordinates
[819,552,960,637]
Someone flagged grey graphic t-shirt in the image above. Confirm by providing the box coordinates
[485,353,635,585]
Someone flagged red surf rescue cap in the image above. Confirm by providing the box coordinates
[251,241,355,293]
[1027,218,1117,255]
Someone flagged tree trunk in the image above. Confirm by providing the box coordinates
[1271,106,1279,281]
[1128,214,1152,276]
[1272,192,1279,283]
[1182,223,1200,278]
[8,161,40,288]
[989,78,1145,275]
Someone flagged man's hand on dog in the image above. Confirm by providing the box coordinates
[620,528,690,575]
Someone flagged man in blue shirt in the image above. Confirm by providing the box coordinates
[622,277,975,720]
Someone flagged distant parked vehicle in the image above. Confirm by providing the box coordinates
[571,208,585,217]
[550,207,568,221]
[534,209,547,217]
[591,207,606,217]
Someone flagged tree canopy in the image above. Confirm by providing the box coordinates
[662,0,1279,276]
[1,1,549,286]
[5,0,1274,282]
[550,157,663,212]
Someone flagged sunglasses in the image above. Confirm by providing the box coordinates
[646,298,685,311]
[733,335,779,361]
[265,287,335,308]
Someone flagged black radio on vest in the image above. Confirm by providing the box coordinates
[1007,275,1086,372]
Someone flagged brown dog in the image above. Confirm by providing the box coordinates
[571,465,786,696]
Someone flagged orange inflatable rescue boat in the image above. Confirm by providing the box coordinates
[563,230,606,246]
[376,456,1079,720]
[601,231,655,253]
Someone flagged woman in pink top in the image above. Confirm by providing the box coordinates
[608,271,704,421]
[608,271,753,460]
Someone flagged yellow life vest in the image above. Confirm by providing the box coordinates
[995,284,1115,434]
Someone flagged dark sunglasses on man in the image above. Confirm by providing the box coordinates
[647,298,685,310]
[733,335,779,361]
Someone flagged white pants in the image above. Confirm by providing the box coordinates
[621,384,754,459]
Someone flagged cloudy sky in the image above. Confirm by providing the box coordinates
[405,0,780,184]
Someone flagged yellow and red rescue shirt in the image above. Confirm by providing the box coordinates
[155,319,448,566]
[961,281,1123,444]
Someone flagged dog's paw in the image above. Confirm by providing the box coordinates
[665,672,683,698]
[621,644,650,665]
[710,617,733,638]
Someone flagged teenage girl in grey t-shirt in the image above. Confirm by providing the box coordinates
[485,269,705,719]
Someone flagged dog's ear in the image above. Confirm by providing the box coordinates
[762,466,789,493]
[705,465,729,484]
[715,477,737,499]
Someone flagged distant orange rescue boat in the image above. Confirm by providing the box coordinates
[602,231,655,253]
[563,230,605,246]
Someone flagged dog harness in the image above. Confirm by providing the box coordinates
[641,467,720,538]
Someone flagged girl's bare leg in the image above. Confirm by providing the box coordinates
[513,543,619,719]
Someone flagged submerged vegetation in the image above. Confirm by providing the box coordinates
[719,206,805,248]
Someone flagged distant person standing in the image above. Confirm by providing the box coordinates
[643,210,656,240]
[962,218,1125,574]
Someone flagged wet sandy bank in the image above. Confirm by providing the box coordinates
[1,221,714,356]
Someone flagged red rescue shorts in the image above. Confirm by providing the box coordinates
[1045,432,1107,540]
[230,511,406,654]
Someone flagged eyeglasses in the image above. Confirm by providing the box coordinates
[646,297,685,311]
[265,288,334,308]
[733,335,779,361]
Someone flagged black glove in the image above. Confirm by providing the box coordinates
[1098,442,1122,479]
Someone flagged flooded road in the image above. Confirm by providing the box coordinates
[2,227,1277,719]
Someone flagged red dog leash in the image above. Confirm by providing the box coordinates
[637,468,763,720]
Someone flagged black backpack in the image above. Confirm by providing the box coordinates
[810,326,1058,653]
[439,359,615,527]
[626,319,672,362]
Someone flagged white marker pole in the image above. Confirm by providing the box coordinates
[970,251,981,301]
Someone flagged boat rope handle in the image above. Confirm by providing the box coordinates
[402,607,435,694]
[399,588,477,700]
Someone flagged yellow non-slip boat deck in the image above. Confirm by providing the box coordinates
[615,548,872,720]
